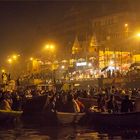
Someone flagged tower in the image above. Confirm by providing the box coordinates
[72,36,81,58]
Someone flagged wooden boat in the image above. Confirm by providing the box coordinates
[0,110,23,123]
[87,111,140,127]
[56,111,85,124]
[22,94,86,124]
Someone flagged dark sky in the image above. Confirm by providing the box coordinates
[0,0,138,64]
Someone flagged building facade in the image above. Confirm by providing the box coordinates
[71,12,140,71]
[92,12,140,52]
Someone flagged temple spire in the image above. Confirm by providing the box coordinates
[72,35,81,55]
[89,34,98,54]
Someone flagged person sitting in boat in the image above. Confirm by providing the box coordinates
[11,92,22,111]
[121,95,133,112]
[64,94,80,113]
[44,94,57,113]
[73,95,85,112]
[0,94,12,111]
[55,93,65,112]
[106,95,118,113]
[97,94,105,112]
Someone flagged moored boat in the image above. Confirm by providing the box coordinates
[0,110,23,123]
[56,111,85,124]
[87,111,140,127]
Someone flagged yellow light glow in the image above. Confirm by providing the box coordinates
[30,57,33,61]
[124,23,128,27]
[109,60,114,65]
[50,45,54,49]
[44,44,55,51]
[13,55,17,60]
[136,33,140,37]
[45,45,50,49]
[61,65,65,69]
[88,63,92,67]
[8,58,12,63]
[1,69,5,73]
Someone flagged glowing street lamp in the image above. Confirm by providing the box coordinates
[136,33,140,38]
[30,57,33,61]
[8,58,12,64]
[45,44,50,49]
[11,54,20,60]
[124,23,128,27]
[50,44,54,50]
[12,55,17,60]
[44,44,55,51]
[1,69,5,73]
[61,65,65,69]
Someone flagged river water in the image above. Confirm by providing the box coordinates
[0,122,140,140]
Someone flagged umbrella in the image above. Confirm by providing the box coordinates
[101,66,108,72]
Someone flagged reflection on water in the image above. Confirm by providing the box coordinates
[0,123,140,140]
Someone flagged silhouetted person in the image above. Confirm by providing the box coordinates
[121,95,133,112]
[97,94,105,112]
[8,73,11,81]
[16,78,20,86]
[106,95,118,113]
[55,94,64,111]
[11,93,22,111]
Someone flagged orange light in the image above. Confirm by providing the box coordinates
[8,58,12,63]
[13,55,17,60]
[1,69,5,73]
[136,33,140,37]
[61,65,65,69]
[124,23,128,27]
[45,45,50,49]
[30,57,33,61]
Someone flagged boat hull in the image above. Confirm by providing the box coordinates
[88,111,140,127]
[0,110,22,124]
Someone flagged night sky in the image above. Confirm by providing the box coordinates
[0,0,139,64]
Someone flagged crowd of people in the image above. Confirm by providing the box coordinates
[0,86,139,114]
[97,94,133,113]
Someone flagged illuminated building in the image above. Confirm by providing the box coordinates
[92,12,140,52]
[72,36,81,58]
[71,12,140,71]
[92,12,140,70]
[27,58,40,73]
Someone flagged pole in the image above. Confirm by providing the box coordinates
[85,32,88,62]
[114,48,116,70]
[104,49,105,67]
[121,50,122,73]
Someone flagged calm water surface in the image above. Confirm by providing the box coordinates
[0,122,140,140]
